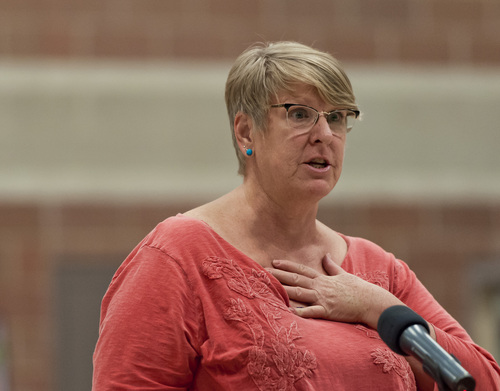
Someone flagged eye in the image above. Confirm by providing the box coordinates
[288,106,312,123]
[326,111,344,124]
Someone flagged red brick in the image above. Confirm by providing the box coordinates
[59,204,119,227]
[326,30,378,62]
[207,0,261,18]
[431,0,483,28]
[441,204,493,231]
[399,32,450,63]
[410,249,466,318]
[472,40,500,65]
[358,0,412,27]
[318,203,371,237]
[1,0,500,64]
[280,0,337,19]
[366,203,422,231]
[91,17,154,59]
[170,18,229,59]
[46,0,107,13]
[0,203,38,228]
[38,16,74,57]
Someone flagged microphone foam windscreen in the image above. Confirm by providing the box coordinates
[377,305,430,355]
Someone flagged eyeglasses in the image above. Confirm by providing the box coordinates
[270,103,360,135]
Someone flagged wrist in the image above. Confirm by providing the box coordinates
[364,287,404,330]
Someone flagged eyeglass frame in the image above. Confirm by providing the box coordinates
[270,103,360,134]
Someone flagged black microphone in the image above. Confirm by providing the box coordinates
[377,305,476,391]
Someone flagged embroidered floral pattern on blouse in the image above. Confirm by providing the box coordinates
[353,270,416,390]
[202,256,286,310]
[356,323,415,389]
[355,323,380,339]
[202,256,317,390]
[354,270,390,289]
[371,348,415,390]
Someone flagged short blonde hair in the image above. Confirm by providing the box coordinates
[225,41,358,175]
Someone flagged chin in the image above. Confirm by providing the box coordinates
[305,181,336,200]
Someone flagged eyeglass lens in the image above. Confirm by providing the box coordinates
[286,105,356,133]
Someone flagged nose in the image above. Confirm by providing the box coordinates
[310,114,333,143]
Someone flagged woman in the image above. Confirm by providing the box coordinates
[92,41,500,390]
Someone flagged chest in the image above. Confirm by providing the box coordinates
[192,256,412,390]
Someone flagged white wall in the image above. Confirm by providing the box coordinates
[1,61,499,204]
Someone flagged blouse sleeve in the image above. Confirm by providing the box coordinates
[392,258,500,390]
[92,245,202,390]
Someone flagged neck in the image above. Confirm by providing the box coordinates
[186,182,332,269]
[238,182,322,251]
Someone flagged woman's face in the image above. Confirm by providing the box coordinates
[250,84,347,205]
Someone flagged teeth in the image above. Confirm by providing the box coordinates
[308,159,327,168]
[308,160,327,168]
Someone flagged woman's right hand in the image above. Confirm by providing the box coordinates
[268,254,404,330]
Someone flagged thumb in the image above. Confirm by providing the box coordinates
[322,253,344,276]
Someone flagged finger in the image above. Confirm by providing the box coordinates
[282,285,317,304]
[267,268,314,289]
[293,305,326,319]
[289,299,308,309]
[322,253,344,276]
[272,259,319,279]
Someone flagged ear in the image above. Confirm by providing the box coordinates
[234,112,254,153]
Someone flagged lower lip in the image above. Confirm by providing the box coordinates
[306,163,331,173]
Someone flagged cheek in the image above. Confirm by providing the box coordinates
[327,138,345,166]
[337,148,346,164]
[262,132,301,160]
[267,149,298,175]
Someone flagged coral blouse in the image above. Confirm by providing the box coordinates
[92,215,500,390]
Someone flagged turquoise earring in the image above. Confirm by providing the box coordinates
[243,146,253,156]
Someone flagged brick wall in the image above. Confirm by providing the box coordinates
[1,0,500,390]
[1,0,500,64]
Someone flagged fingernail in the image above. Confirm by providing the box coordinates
[272,259,281,266]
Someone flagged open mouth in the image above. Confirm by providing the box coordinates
[307,159,329,169]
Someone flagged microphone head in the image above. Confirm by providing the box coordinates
[377,305,430,355]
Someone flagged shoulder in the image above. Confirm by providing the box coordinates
[143,214,216,252]
[341,234,416,291]
[114,214,208,271]
[343,235,393,259]
[112,215,217,289]
[341,234,400,273]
